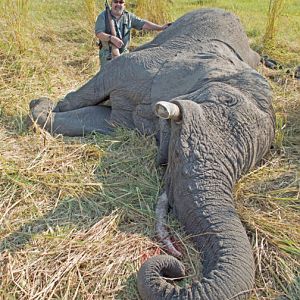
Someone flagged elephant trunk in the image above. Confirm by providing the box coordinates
[137,187,255,300]
[136,99,270,299]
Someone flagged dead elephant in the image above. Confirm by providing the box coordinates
[29,8,275,300]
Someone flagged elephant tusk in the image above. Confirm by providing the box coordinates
[155,101,182,122]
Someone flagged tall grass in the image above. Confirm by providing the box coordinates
[263,0,285,50]
[0,0,31,55]
[83,0,102,29]
[135,0,172,25]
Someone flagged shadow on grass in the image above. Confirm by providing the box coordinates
[0,128,164,300]
[0,196,107,252]
[116,273,141,300]
[277,275,300,300]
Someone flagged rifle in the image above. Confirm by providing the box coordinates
[105,0,120,59]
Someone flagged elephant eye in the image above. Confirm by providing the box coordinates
[218,93,238,107]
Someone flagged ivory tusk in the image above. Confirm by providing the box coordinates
[155,101,181,121]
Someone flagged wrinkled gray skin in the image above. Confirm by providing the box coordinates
[30,8,275,300]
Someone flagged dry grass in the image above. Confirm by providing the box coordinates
[0,212,155,299]
[0,0,31,55]
[135,0,172,26]
[83,0,99,29]
[0,126,103,243]
[263,0,285,50]
[0,0,299,299]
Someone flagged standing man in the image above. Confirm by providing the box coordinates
[95,0,170,66]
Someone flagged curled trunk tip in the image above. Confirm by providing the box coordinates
[137,255,185,300]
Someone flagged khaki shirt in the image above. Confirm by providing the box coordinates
[95,10,145,53]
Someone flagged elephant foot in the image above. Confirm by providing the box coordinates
[156,192,182,258]
[28,97,56,132]
[28,97,114,136]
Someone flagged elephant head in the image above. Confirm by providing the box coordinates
[137,72,275,299]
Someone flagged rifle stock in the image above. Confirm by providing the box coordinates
[105,2,120,58]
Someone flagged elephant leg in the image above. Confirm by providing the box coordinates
[30,98,113,136]
[55,72,109,112]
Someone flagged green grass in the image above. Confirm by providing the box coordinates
[0,0,299,299]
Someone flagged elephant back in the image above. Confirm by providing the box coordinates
[139,8,260,69]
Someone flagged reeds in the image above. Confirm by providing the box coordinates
[135,0,172,26]
[83,0,99,29]
[263,0,285,49]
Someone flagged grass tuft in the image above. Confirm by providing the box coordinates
[263,0,285,50]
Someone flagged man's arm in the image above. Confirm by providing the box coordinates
[95,11,124,49]
[142,21,170,31]
[96,32,124,49]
